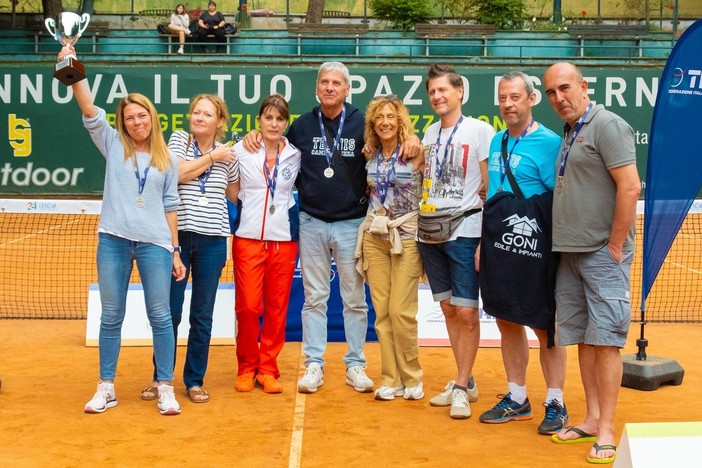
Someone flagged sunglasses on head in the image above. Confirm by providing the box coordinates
[371,94,399,101]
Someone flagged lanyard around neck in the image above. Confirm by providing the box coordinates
[499,118,535,185]
[434,115,463,177]
[374,145,400,206]
[192,139,215,195]
[264,143,281,204]
[132,156,150,195]
[317,105,346,168]
[558,103,593,177]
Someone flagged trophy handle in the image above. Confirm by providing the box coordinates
[45,18,57,40]
[78,13,91,35]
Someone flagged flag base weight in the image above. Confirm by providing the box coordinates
[621,354,684,391]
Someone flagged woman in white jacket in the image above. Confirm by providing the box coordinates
[232,94,301,394]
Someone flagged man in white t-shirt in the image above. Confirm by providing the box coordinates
[417,64,495,419]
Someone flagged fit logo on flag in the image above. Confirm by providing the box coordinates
[669,67,702,96]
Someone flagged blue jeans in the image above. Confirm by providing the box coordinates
[97,233,175,382]
[156,231,227,389]
[418,237,480,308]
[298,211,368,368]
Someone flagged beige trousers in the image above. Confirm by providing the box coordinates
[362,233,423,388]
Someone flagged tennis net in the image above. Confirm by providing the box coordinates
[0,198,234,319]
[0,198,700,321]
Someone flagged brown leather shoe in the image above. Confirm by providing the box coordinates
[236,372,255,392]
[256,374,283,394]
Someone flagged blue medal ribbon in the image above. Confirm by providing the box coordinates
[264,143,281,206]
[558,103,594,178]
[374,145,400,207]
[317,105,346,169]
[132,157,150,195]
[499,118,535,187]
[434,115,463,178]
[192,139,214,195]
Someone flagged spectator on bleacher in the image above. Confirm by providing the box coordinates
[141,94,238,404]
[232,94,301,394]
[168,3,191,55]
[58,45,187,416]
[194,1,226,52]
[354,95,425,402]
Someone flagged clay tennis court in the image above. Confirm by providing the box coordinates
[0,320,699,466]
[0,211,700,465]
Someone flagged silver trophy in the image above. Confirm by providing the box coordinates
[45,12,91,85]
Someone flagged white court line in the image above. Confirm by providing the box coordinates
[0,219,81,248]
[665,260,702,275]
[288,350,307,468]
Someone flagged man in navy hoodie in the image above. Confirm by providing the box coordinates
[244,62,424,394]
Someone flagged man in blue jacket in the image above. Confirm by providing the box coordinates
[244,62,420,394]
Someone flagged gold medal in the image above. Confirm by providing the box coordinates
[375,208,386,216]
[555,176,565,194]
[135,196,145,208]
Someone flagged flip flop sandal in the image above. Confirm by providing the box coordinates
[140,384,158,401]
[551,426,597,444]
[586,443,617,464]
[188,387,210,403]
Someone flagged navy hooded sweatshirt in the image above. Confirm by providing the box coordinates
[286,102,367,223]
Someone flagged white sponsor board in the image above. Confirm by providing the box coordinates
[417,284,537,347]
[86,283,236,347]
[87,283,536,348]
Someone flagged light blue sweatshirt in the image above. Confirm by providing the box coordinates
[83,107,179,248]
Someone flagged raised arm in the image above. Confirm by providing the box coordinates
[60,45,98,119]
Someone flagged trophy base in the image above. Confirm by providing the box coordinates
[54,57,86,85]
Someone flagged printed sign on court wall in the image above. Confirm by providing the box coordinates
[2,65,659,195]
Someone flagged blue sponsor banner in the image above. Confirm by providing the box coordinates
[642,19,702,305]
[227,199,377,342]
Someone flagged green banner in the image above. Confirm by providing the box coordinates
[0,64,659,195]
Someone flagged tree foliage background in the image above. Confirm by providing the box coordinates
[369,0,431,31]
[447,0,526,29]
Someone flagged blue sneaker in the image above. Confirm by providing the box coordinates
[479,393,532,423]
[538,399,569,435]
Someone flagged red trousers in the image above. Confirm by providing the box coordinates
[233,236,297,378]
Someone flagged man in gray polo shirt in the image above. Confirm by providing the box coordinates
[543,62,640,465]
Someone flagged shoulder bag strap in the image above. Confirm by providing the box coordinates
[500,135,525,200]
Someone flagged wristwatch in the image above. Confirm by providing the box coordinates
[172,246,182,253]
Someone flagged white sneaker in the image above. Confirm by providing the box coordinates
[346,366,374,393]
[429,380,455,406]
[467,378,479,402]
[429,379,479,406]
[403,382,424,400]
[84,382,118,414]
[449,388,471,419]
[177,47,184,54]
[157,384,181,415]
[298,363,324,393]
[374,385,404,401]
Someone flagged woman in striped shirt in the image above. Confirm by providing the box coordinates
[142,93,238,404]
